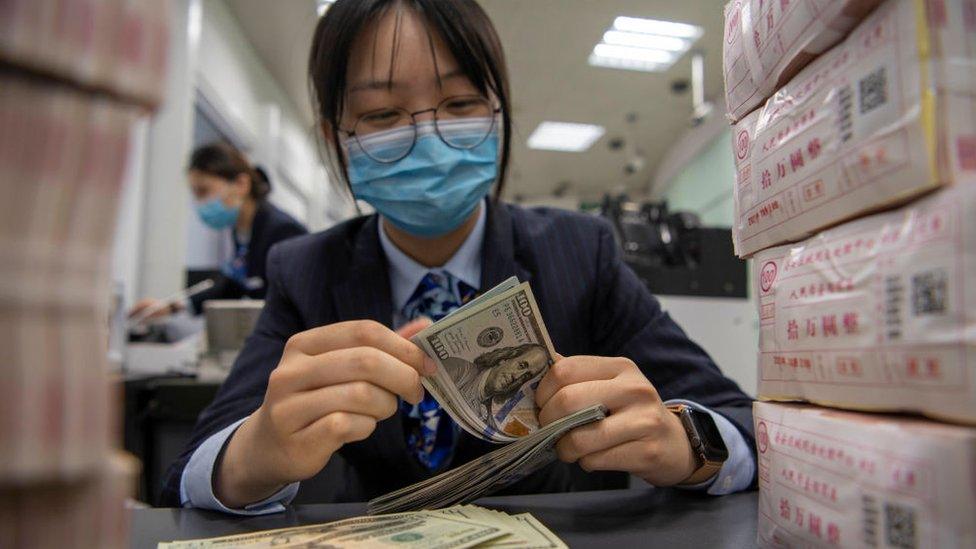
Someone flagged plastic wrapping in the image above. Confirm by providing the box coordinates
[0,72,136,482]
[0,0,169,109]
[723,0,882,122]
[755,183,976,424]
[0,453,139,549]
[755,402,976,548]
[731,0,976,257]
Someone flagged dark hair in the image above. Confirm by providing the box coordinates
[188,142,271,200]
[308,0,512,200]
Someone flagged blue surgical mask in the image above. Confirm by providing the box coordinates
[346,119,498,237]
[195,197,240,230]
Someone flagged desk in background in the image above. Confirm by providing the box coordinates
[131,488,758,548]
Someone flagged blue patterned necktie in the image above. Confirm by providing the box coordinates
[400,270,478,470]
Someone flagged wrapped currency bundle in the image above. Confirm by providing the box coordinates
[754,402,976,548]
[157,505,567,549]
[731,0,976,257]
[0,72,137,481]
[723,0,882,122]
[0,0,170,108]
[0,452,139,549]
[754,183,976,424]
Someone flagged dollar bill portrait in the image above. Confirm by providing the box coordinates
[442,343,552,436]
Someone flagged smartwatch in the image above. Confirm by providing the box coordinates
[667,404,729,485]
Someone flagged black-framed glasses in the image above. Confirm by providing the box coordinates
[342,95,501,163]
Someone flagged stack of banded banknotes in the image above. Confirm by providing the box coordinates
[158,505,566,548]
[369,277,607,514]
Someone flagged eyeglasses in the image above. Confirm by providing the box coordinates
[342,95,501,163]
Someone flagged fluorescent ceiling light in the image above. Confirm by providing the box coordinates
[612,16,702,39]
[593,43,676,64]
[589,16,702,73]
[316,0,336,16]
[527,121,605,152]
[602,30,687,51]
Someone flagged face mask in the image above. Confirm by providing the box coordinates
[346,119,498,238]
[195,197,240,230]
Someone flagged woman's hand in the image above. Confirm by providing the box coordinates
[535,355,699,487]
[215,318,434,509]
[128,298,183,322]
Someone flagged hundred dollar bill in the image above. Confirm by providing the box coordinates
[368,405,607,514]
[412,280,556,442]
[156,511,507,549]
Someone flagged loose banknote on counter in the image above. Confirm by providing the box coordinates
[370,277,606,513]
[157,505,566,549]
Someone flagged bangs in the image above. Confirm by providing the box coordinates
[308,0,512,199]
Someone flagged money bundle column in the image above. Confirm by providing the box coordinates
[721,0,976,546]
[0,1,169,547]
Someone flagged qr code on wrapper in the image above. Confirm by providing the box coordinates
[912,269,947,316]
[885,502,917,549]
[859,67,888,114]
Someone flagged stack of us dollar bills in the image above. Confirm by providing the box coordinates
[157,505,566,548]
[369,277,606,514]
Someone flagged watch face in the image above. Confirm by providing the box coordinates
[688,410,729,462]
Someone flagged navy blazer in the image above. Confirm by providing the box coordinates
[189,200,307,314]
[161,201,755,506]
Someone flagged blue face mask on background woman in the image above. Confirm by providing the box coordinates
[195,197,240,230]
[346,119,498,238]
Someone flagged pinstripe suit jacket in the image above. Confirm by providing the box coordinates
[160,201,755,506]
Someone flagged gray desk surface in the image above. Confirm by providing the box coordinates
[132,488,758,548]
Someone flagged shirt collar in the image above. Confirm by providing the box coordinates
[378,201,486,313]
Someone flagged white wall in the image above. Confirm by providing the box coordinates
[195,0,354,232]
[112,0,355,301]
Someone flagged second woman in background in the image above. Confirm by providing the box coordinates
[130,142,308,319]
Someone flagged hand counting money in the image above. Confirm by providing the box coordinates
[367,278,606,514]
[412,276,556,442]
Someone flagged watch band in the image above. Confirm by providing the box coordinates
[667,404,725,486]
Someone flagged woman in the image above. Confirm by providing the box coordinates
[163,0,755,513]
[130,143,307,320]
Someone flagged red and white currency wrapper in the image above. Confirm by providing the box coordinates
[755,183,976,425]
[0,72,136,482]
[722,0,882,123]
[731,0,976,258]
[0,0,169,109]
[0,452,139,549]
[754,402,976,548]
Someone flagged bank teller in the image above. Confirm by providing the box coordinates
[163,0,756,513]
[130,143,307,320]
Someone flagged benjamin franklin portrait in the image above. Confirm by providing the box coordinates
[441,343,551,432]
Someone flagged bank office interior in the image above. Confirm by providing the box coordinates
[118,0,757,504]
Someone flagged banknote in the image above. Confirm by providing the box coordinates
[368,405,606,514]
[412,278,556,442]
[156,510,508,549]
[155,506,570,549]
[429,506,567,549]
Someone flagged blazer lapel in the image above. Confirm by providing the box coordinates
[330,215,395,328]
[480,200,533,290]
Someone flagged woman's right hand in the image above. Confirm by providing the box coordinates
[215,318,435,509]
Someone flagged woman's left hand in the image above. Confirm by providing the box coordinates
[535,355,699,486]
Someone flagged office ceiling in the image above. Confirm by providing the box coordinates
[225,0,727,201]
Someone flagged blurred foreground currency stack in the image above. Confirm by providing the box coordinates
[720,0,976,546]
[370,277,606,513]
[157,505,567,549]
[0,1,169,547]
